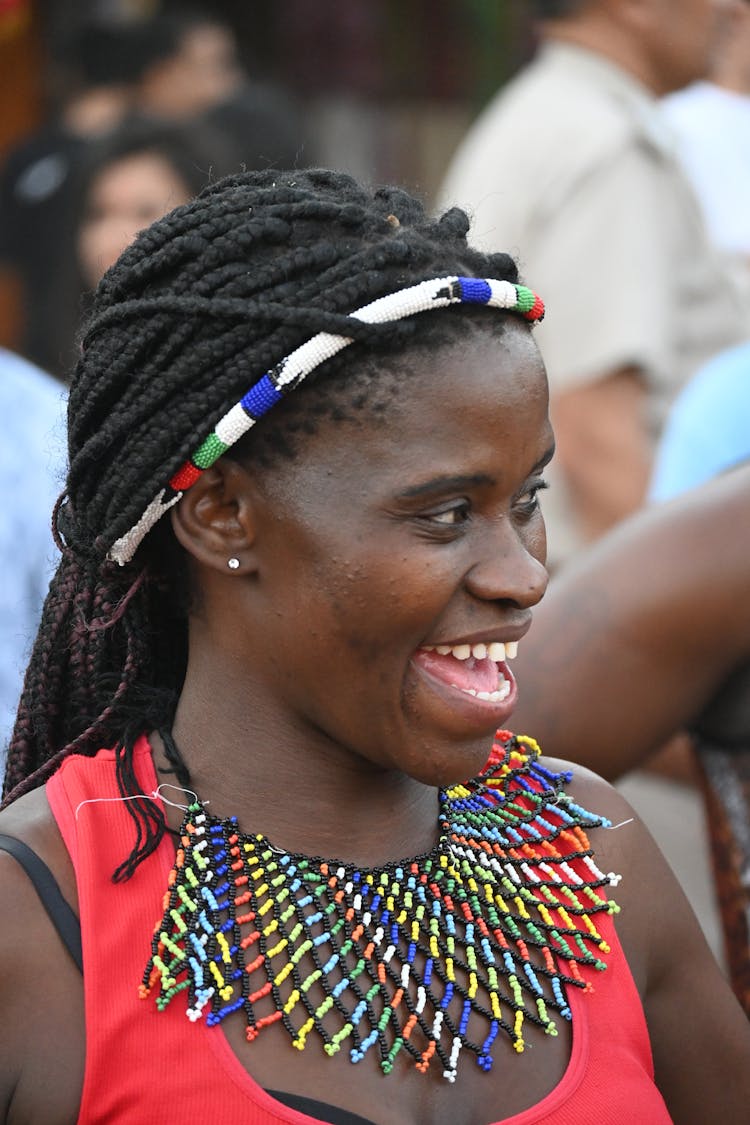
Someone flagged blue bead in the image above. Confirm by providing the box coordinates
[242,374,283,418]
[352,999,367,1024]
[189,936,207,962]
[457,277,492,304]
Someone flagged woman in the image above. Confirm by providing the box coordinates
[0,169,747,1124]
[47,114,240,380]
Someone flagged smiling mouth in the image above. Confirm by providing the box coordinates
[415,641,518,704]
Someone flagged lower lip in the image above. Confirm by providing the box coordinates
[409,657,518,731]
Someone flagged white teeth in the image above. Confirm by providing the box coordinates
[421,640,519,661]
[461,682,511,704]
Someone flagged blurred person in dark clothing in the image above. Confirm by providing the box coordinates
[42,114,243,378]
[0,5,306,378]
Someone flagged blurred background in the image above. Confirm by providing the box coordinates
[0,0,535,367]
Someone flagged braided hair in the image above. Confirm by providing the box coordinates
[3,168,522,875]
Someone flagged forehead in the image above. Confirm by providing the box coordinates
[398,319,546,419]
[253,320,551,499]
[384,321,548,458]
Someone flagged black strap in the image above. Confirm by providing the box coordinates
[266,1091,378,1125]
[0,833,83,972]
[0,838,382,1117]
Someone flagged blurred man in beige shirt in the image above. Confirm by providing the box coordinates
[439,0,747,569]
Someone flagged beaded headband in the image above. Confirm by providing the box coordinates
[108,275,544,565]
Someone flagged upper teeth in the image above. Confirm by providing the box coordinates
[422,641,518,661]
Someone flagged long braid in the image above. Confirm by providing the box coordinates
[3,168,522,875]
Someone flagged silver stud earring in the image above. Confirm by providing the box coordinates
[227,557,241,570]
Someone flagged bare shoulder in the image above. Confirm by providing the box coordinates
[0,788,83,1125]
[541,755,750,1122]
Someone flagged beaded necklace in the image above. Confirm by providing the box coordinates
[141,732,621,1083]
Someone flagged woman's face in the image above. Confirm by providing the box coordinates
[223,320,553,786]
[77,152,193,288]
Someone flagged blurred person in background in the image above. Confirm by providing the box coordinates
[438,0,747,572]
[662,0,750,285]
[510,459,750,1010]
[46,114,244,377]
[0,348,65,770]
[0,4,306,378]
[650,338,750,501]
[648,342,750,1006]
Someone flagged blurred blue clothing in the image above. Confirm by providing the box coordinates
[0,349,66,764]
[650,341,750,501]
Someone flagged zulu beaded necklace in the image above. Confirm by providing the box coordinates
[142,733,621,1082]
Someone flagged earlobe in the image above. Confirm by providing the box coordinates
[170,459,258,574]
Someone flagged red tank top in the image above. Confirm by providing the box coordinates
[46,739,672,1124]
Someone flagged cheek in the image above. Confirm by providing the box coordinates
[527,513,548,565]
[308,551,448,658]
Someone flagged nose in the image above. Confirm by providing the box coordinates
[464,520,548,610]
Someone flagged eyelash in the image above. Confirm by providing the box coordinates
[515,480,549,515]
[418,480,549,531]
[425,503,471,527]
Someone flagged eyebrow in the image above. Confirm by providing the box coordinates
[397,473,496,501]
[396,445,556,502]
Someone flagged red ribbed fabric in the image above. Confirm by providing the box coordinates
[47,738,672,1124]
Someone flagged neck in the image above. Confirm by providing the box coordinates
[165,684,440,869]
[542,18,658,95]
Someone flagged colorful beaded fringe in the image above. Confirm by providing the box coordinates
[141,732,620,1082]
[109,275,544,565]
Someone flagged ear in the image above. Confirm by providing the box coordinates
[170,458,259,575]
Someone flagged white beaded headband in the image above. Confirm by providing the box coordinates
[108,275,544,565]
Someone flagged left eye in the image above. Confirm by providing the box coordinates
[424,502,470,526]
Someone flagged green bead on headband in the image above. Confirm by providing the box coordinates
[109,275,544,565]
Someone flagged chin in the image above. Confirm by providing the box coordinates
[404,737,495,788]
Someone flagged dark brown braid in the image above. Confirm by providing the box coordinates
[3,168,522,874]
